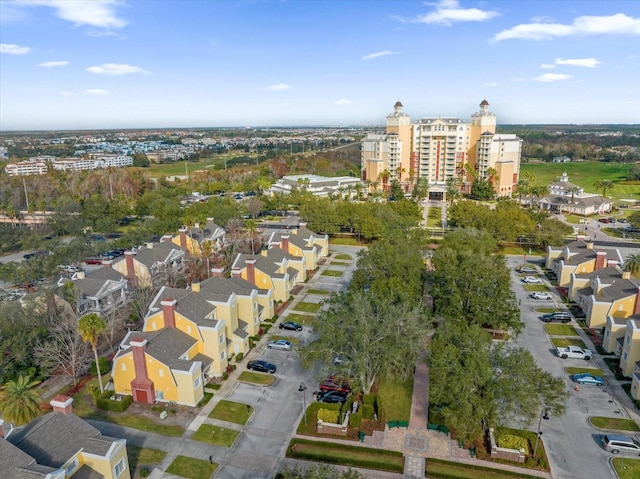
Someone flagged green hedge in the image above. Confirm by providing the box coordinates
[426,458,542,479]
[362,394,376,405]
[497,433,529,454]
[91,357,111,376]
[361,404,374,420]
[349,412,363,428]
[235,352,244,362]
[317,408,340,423]
[95,391,132,412]
[288,438,404,473]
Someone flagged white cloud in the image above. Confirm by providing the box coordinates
[362,50,397,61]
[401,0,499,26]
[332,99,352,105]
[18,0,127,29]
[555,57,601,68]
[263,83,290,91]
[58,91,74,96]
[1,43,30,55]
[484,82,497,87]
[494,13,640,41]
[540,64,556,69]
[533,73,571,82]
[87,63,150,75]
[83,89,110,95]
[39,60,69,67]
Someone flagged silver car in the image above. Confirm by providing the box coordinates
[601,434,640,455]
[267,339,293,351]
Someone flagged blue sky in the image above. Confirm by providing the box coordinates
[1,0,639,130]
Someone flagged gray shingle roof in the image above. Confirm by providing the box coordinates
[7,412,115,469]
[0,439,57,479]
[134,242,184,267]
[125,328,198,367]
[87,267,125,281]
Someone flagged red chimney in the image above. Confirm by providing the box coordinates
[595,251,607,270]
[281,235,289,252]
[211,267,225,277]
[102,259,113,268]
[130,337,155,404]
[299,222,307,229]
[179,228,188,250]
[162,299,177,328]
[635,286,640,315]
[231,268,242,278]
[125,251,136,284]
[50,395,73,414]
[245,259,256,285]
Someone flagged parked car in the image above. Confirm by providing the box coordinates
[601,434,640,455]
[598,218,614,223]
[530,292,552,300]
[267,339,293,351]
[319,380,351,394]
[85,257,102,265]
[247,360,277,374]
[522,276,543,284]
[541,312,571,323]
[556,345,592,360]
[316,390,348,404]
[333,354,351,366]
[617,218,629,223]
[279,321,303,331]
[518,266,538,274]
[571,373,604,386]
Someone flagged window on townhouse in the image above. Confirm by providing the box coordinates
[65,458,79,476]
[194,376,201,389]
[605,329,609,338]
[623,351,628,361]
[121,363,126,371]
[159,369,164,377]
[187,325,192,334]
[626,334,631,345]
[219,334,224,344]
[114,458,126,477]
[220,351,225,361]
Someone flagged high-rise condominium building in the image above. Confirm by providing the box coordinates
[361,100,522,197]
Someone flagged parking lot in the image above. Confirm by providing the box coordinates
[508,255,626,479]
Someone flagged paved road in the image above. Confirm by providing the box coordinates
[507,255,625,479]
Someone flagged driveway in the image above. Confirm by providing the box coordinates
[507,255,625,479]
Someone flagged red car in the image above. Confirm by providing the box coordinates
[319,380,352,394]
[85,257,102,265]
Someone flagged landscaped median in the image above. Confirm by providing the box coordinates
[209,399,253,425]
[238,370,275,386]
[166,454,217,479]
[612,457,640,479]
[426,458,545,479]
[544,324,579,336]
[588,416,640,432]
[287,438,404,474]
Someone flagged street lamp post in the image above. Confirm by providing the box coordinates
[533,409,549,457]
[298,382,307,426]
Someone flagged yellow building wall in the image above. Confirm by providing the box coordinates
[237,294,260,337]
[569,278,590,301]
[558,265,577,288]
[143,311,165,332]
[112,259,153,287]
[146,358,178,402]
[81,440,130,479]
[258,293,274,320]
[112,352,136,397]
[545,248,562,269]
[587,302,611,328]
[603,323,626,353]
[621,330,640,377]
[610,295,638,319]
[302,249,318,271]
[198,325,228,377]
[174,368,204,407]
[172,235,201,256]
[574,260,596,275]
[289,258,306,282]
[496,161,516,197]
[251,269,274,292]
[313,236,329,257]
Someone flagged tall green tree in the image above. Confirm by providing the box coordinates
[624,253,640,275]
[299,290,429,394]
[78,313,107,393]
[600,179,615,198]
[0,375,42,426]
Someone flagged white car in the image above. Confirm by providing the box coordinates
[522,276,543,284]
[267,339,293,351]
[530,292,552,300]
[519,267,538,274]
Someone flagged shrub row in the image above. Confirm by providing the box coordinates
[94,391,132,412]
[427,458,542,479]
[288,439,404,473]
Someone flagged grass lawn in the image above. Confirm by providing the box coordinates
[165,455,218,479]
[334,253,352,260]
[427,207,442,227]
[524,284,549,292]
[501,246,544,255]
[192,424,240,447]
[287,438,404,474]
[330,261,350,265]
[321,269,344,277]
[565,367,604,376]
[377,376,413,423]
[284,312,314,325]
[270,334,300,344]
[127,445,166,478]
[535,307,559,314]
[612,457,640,479]
[329,237,361,246]
[426,458,543,479]
[209,399,253,425]
[520,162,638,201]
[589,417,640,432]
[238,371,275,386]
[306,288,330,295]
[551,337,588,349]
[293,301,322,313]
[544,324,579,336]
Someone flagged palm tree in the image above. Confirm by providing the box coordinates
[600,180,614,198]
[566,185,582,214]
[594,180,603,195]
[78,313,107,393]
[516,178,531,204]
[624,253,640,275]
[0,375,42,426]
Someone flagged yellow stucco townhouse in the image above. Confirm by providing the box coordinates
[3,396,130,479]
[113,240,185,287]
[546,238,622,288]
[569,267,638,328]
[232,250,299,303]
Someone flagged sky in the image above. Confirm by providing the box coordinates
[0,0,639,130]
